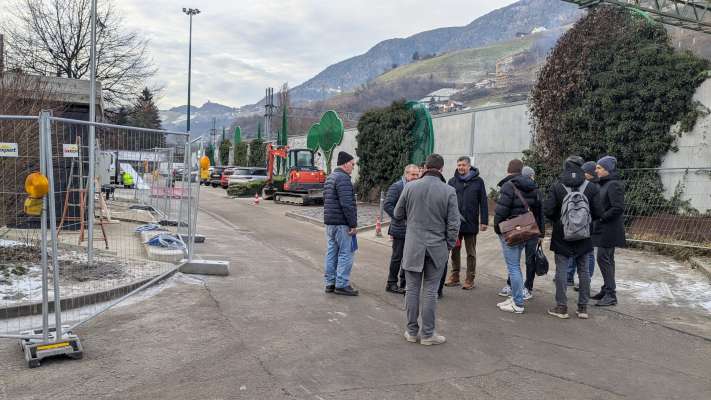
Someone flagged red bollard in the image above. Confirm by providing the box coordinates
[375,216,382,237]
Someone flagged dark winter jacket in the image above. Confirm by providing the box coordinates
[592,172,626,248]
[384,178,407,239]
[323,168,357,228]
[448,167,489,235]
[494,174,544,236]
[544,161,604,257]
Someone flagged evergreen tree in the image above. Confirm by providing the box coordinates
[128,87,164,148]
[129,88,162,129]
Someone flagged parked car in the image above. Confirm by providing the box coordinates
[220,168,236,189]
[227,167,268,185]
[209,166,229,187]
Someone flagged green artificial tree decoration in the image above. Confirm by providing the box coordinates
[306,124,321,152]
[234,126,241,144]
[206,143,216,166]
[219,139,232,166]
[277,105,289,175]
[309,110,344,174]
[405,101,435,165]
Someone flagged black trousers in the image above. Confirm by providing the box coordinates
[596,247,617,295]
[506,238,538,291]
[387,237,406,287]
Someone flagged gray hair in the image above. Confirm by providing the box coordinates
[522,166,535,178]
[457,156,471,164]
[403,164,419,174]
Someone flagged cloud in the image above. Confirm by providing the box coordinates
[115,0,519,108]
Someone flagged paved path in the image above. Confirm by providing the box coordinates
[1,187,710,399]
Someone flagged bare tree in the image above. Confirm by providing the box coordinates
[1,0,157,106]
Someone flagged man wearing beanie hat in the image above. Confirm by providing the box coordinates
[592,156,625,306]
[323,151,359,296]
[544,156,603,320]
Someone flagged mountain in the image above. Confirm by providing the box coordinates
[289,0,582,104]
[160,101,249,137]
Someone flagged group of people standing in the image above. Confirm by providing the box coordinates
[322,149,626,346]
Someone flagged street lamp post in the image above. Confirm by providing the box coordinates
[183,8,200,134]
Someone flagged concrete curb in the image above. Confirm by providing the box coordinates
[283,211,391,233]
[0,269,177,320]
[689,257,711,280]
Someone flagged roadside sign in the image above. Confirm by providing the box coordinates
[63,143,79,158]
[0,142,19,157]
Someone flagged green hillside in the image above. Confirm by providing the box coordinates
[375,35,537,85]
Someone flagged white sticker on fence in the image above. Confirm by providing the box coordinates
[63,143,80,158]
[0,142,18,157]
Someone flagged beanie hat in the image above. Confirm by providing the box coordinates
[522,166,535,178]
[507,159,523,174]
[581,161,596,175]
[565,155,584,167]
[597,156,617,172]
[336,151,354,166]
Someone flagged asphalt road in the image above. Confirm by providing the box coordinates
[1,187,710,399]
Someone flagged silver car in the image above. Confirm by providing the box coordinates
[227,167,268,185]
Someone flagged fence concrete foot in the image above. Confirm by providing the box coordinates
[179,259,230,276]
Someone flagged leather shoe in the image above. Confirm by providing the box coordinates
[325,285,335,293]
[386,284,405,295]
[591,291,605,301]
[595,294,617,307]
[335,285,359,296]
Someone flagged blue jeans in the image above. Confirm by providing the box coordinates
[567,251,595,283]
[499,236,525,307]
[324,225,354,288]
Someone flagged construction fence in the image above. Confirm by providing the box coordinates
[530,167,711,251]
[0,112,203,366]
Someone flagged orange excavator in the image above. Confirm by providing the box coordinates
[262,143,326,205]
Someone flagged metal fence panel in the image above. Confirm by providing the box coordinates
[1,113,197,356]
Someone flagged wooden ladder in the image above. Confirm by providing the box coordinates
[57,139,110,249]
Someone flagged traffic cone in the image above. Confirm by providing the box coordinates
[254,193,260,205]
[375,216,382,237]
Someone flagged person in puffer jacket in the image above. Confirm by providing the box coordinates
[493,159,544,315]
[323,152,358,296]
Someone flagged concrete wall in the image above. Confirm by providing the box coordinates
[287,101,532,188]
[660,79,711,213]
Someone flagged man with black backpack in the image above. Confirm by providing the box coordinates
[544,156,603,319]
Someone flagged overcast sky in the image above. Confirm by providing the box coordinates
[116,0,519,109]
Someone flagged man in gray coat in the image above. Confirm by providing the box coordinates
[394,154,460,346]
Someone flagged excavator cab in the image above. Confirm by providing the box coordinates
[262,144,325,205]
[283,149,325,193]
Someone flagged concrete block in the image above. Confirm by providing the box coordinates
[179,259,230,276]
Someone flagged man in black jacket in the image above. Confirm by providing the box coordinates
[384,164,421,294]
[323,152,358,296]
[592,156,626,306]
[444,156,489,290]
[544,156,603,320]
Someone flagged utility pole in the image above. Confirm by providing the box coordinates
[264,88,275,142]
[183,8,201,134]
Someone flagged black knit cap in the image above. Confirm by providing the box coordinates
[337,151,354,166]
